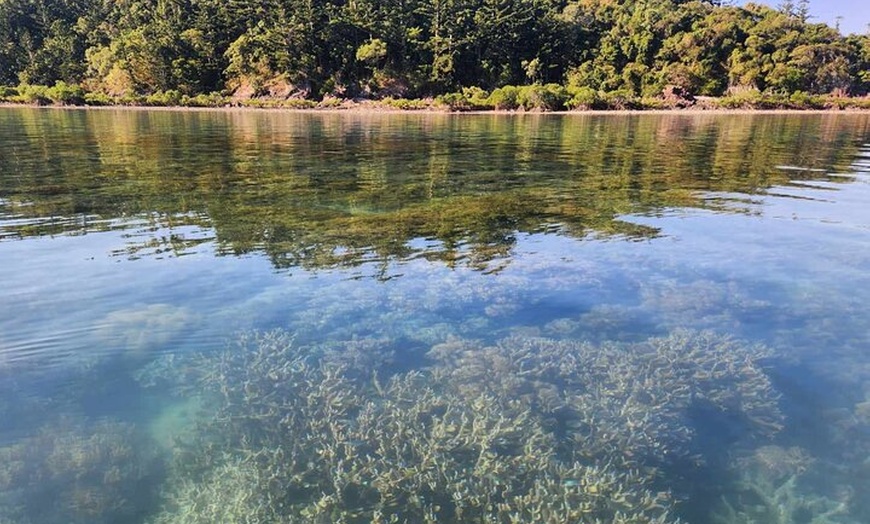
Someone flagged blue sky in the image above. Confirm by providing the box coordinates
[738,0,869,35]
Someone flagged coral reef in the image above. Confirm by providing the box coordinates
[434,329,783,462]
[0,416,159,524]
[712,445,856,524]
[144,328,782,523]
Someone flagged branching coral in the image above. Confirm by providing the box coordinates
[0,417,159,524]
[713,445,856,524]
[433,329,782,462]
[144,328,783,523]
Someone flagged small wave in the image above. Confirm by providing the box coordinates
[775,165,828,172]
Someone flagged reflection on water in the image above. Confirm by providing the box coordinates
[0,108,869,523]
[1,110,862,271]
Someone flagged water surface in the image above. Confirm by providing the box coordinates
[1,108,869,523]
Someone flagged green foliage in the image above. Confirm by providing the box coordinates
[46,81,85,104]
[461,86,490,107]
[381,97,431,110]
[0,86,19,99]
[435,92,487,111]
[9,81,86,105]
[713,89,825,110]
[515,83,569,111]
[566,86,601,110]
[16,83,52,105]
[598,89,640,110]
[836,96,870,109]
[356,39,388,65]
[0,0,867,103]
[181,93,227,107]
[637,96,670,110]
[788,91,824,109]
[238,98,318,109]
[83,92,115,106]
[715,90,765,109]
[316,95,344,108]
[488,85,520,110]
[116,93,146,106]
[145,90,183,107]
[435,92,466,111]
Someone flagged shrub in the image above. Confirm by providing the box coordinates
[84,92,114,106]
[144,90,183,107]
[280,98,317,109]
[762,92,789,109]
[355,38,388,65]
[847,97,870,109]
[316,95,343,108]
[461,86,491,108]
[436,88,496,111]
[117,93,145,106]
[182,92,228,107]
[715,89,791,110]
[241,98,317,109]
[16,83,51,105]
[381,97,431,110]
[788,91,823,109]
[435,92,473,111]
[488,85,520,110]
[516,83,568,111]
[598,89,639,110]
[0,86,19,100]
[638,96,668,110]
[715,94,745,109]
[239,98,267,108]
[46,81,85,105]
[566,86,600,110]
[822,95,857,110]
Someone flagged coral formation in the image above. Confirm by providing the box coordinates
[144,328,782,523]
[0,416,159,524]
[712,445,856,524]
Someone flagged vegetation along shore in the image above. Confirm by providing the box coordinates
[1,0,869,111]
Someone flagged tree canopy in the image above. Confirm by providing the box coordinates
[0,0,868,99]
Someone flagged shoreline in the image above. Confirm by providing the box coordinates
[2,101,870,116]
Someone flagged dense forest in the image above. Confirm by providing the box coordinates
[0,0,869,106]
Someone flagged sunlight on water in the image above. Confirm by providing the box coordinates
[0,109,869,523]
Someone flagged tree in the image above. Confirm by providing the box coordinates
[0,0,865,100]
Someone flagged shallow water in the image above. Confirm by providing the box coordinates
[1,108,869,523]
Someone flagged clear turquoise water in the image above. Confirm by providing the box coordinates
[0,108,868,523]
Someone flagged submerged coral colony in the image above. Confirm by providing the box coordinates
[0,328,860,523]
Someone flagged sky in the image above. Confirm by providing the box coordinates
[737,0,870,35]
